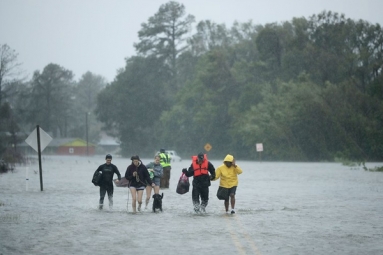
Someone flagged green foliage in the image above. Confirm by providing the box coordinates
[23,63,75,137]
[95,56,170,156]
[134,1,195,90]
[4,4,383,162]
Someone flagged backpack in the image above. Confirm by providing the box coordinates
[92,171,102,186]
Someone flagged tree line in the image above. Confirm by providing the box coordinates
[1,1,383,162]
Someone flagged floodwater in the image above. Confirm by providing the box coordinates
[1,156,383,255]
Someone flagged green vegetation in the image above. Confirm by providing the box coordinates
[1,2,383,161]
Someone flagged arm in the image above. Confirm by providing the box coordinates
[235,165,243,175]
[142,165,154,186]
[145,162,154,169]
[125,166,133,181]
[212,166,221,181]
[208,162,216,180]
[114,165,122,180]
[94,165,102,176]
[154,165,163,178]
[182,164,194,177]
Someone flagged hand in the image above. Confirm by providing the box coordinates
[151,183,155,187]
[133,172,137,177]
[182,168,187,174]
[232,159,237,167]
[210,175,215,180]
[115,180,119,183]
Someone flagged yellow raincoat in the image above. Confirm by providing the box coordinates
[213,154,243,188]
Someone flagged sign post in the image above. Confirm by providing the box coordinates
[256,143,263,162]
[25,125,52,191]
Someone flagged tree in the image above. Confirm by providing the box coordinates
[96,56,169,156]
[0,44,23,105]
[134,1,195,89]
[69,72,107,142]
[25,63,74,137]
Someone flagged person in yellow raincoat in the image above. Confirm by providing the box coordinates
[212,154,243,214]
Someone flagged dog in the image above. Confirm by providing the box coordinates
[152,193,164,212]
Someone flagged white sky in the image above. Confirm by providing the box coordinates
[1,0,382,83]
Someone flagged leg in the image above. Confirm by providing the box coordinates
[99,186,107,210]
[160,175,165,188]
[162,167,170,188]
[230,194,236,211]
[107,186,114,209]
[200,186,209,213]
[224,199,229,213]
[145,185,152,209]
[129,187,137,213]
[191,186,201,212]
[154,185,160,194]
[137,189,144,211]
[229,186,237,213]
[165,166,171,188]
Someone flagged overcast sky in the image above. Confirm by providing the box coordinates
[1,0,383,83]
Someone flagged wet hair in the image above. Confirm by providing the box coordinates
[197,153,204,161]
[105,154,112,159]
[130,155,140,161]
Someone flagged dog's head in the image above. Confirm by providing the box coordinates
[152,193,164,200]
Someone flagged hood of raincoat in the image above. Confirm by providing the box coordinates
[223,154,234,162]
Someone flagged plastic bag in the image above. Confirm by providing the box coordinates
[216,186,229,200]
[176,173,190,194]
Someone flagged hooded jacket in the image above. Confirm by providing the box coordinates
[125,161,153,188]
[213,154,243,188]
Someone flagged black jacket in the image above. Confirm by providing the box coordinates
[184,160,215,188]
[125,161,153,188]
[94,163,121,187]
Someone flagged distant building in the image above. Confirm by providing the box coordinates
[56,138,96,156]
[18,138,96,156]
[97,132,120,155]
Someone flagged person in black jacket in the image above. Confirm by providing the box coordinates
[125,155,154,213]
[93,154,121,210]
[182,152,215,213]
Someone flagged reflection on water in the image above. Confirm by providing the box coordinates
[1,156,383,255]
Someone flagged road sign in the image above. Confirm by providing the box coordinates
[25,127,52,152]
[256,143,263,152]
[204,143,212,151]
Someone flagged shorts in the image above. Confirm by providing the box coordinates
[130,186,145,191]
[228,186,237,195]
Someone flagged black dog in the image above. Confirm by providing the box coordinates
[152,193,164,212]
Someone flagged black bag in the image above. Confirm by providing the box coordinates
[176,173,190,194]
[217,186,229,200]
[92,171,102,186]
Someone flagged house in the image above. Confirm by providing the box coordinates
[18,138,96,156]
[97,132,120,155]
[56,138,96,156]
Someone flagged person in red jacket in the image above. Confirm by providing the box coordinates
[182,153,215,213]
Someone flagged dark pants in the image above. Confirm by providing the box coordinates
[99,185,114,208]
[160,166,171,188]
[191,185,209,212]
